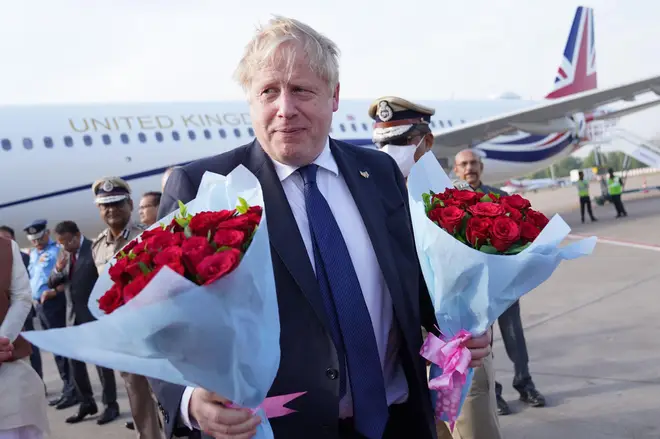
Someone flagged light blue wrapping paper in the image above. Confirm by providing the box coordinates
[22,165,280,438]
[408,152,597,422]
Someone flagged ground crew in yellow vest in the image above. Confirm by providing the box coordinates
[606,168,628,218]
[577,171,597,224]
[368,95,503,439]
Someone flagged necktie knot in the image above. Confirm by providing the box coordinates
[299,164,319,186]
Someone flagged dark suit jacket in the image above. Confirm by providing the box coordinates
[21,252,29,271]
[150,138,438,439]
[47,238,98,326]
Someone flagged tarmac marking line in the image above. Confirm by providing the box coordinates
[567,233,660,252]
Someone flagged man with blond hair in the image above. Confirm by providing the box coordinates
[150,16,491,439]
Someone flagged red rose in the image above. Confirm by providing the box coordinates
[188,210,234,236]
[108,257,130,285]
[99,284,124,314]
[216,215,252,232]
[122,275,150,303]
[213,229,245,248]
[520,221,540,244]
[452,190,482,206]
[153,247,186,276]
[489,216,521,252]
[502,203,523,222]
[196,248,242,285]
[485,192,502,203]
[144,230,183,252]
[442,198,462,207]
[181,236,215,274]
[438,206,466,234]
[124,252,154,279]
[465,217,492,247]
[245,206,263,226]
[526,209,550,229]
[428,207,443,225]
[122,238,139,254]
[468,202,506,217]
[500,194,531,211]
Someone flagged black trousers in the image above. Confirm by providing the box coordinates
[337,402,427,439]
[494,300,533,396]
[35,296,75,398]
[610,194,627,216]
[70,357,117,406]
[23,305,43,379]
[579,196,595,221]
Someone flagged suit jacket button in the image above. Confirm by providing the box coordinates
[325,368,338,380]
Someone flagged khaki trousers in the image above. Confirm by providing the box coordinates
[435,352,503,439]
[120,371,165,439]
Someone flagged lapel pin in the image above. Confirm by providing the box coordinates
[359,170,370,179]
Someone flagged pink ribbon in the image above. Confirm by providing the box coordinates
[228,391,307,418]
[419,330,472,430]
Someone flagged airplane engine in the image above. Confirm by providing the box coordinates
[572,112,587,138]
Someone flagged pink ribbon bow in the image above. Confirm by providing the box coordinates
[419,329,472,430]
[228,391,307,418]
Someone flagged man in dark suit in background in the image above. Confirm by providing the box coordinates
[48,220,120,425]
[150,16,491,439]
[0,225,43,380]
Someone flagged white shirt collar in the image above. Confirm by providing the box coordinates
[270,138,338,182]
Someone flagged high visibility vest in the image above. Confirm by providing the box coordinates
[608,177,622,195]
[577,180,589,197]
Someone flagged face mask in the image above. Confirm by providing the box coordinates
[380,137,424,178]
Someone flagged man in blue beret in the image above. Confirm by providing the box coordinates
[24,219,77,409]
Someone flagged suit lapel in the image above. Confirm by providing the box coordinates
[330,140,414,334]
[243,142,333,335]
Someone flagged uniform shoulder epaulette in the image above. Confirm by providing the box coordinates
[92,230,107,246]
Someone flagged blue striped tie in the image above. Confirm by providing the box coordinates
[299,164,389,439]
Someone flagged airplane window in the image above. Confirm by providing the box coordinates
[460,119,466,124]
[1,139,10,151]
[362,123,368,131]
[102,134,111,145]
[339,124,346,132]
[248,128,255,137]
[219,129,226,139]
[155,132,164,142]
[188,130,196,141]
[138,133,147,143]
[23,138,33,150]
[447,120,453,127]
[351,123,357,132]
[64,136,73,147]
[120,133,129,144]
[172,131,180,141]
[438,121,444,128]
[430,121,436,128]
[203,129,211,140]
[233,128,241,137]
[43,137,53,149]
[83,135,93,146]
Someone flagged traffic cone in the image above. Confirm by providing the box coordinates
[643,177,648,193]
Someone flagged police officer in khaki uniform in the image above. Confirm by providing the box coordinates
[91,177,164,439]
[368,96,503,439]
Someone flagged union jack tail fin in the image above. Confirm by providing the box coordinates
[545,6,597,99]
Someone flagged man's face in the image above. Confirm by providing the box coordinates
[454,151,484,186]
[248,44,339,167]
[56,232,81,253]
[97,199,133,229]
[30,231,50,250]
[0,230,12,241]
[139,195,159,226]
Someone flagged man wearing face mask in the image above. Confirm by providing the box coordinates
[368,96,434,178]
[454,148,547,417]
[369,97,503,439]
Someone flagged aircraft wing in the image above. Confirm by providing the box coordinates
[431,74,660,155]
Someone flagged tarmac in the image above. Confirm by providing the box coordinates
[30,174,660,439]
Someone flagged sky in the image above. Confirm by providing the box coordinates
[1,0,658,158]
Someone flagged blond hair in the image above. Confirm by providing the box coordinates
[233,16,340,93]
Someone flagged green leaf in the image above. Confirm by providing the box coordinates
[207,229,212,242]
[138,261,151,275]
[504,242,531,255]
[490,192,501,199]
[128,252,137,260]
[216,245,232,253]
[161,222,168,230]
[236,197,250,214]
[479,245,500,255]
[480,194,493,203]
[177,200,188,217]
[118,250,127,259]
[184,225,193,239]
[175,217,188,228]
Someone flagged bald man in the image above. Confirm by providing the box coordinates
[453,149,546,418]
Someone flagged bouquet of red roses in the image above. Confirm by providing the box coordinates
[407,152,596,429]
[422,188,550,255]
[98,199,262,314]
[24,166,295,439]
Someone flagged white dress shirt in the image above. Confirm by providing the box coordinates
[180,140,408,428]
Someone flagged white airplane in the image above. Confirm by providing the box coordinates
[500,178,566,194]
[2,5,660,247]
